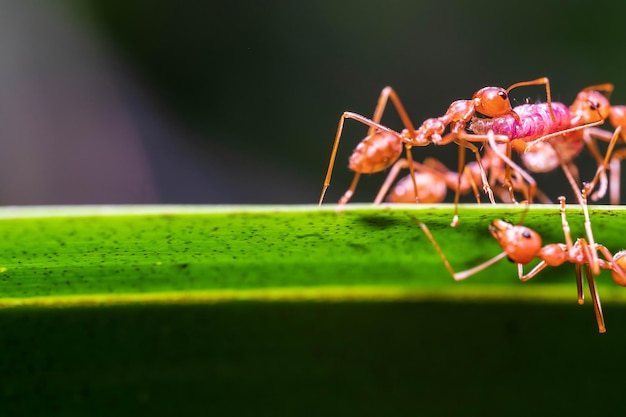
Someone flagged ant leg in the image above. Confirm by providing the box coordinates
[517,260,550,282]
[583,125,626,203]
[486,132,537,204]
[375,157,467,204]
[424,158,480,201]
[569,235,607,332]
[582,257,606,333]
[369,86,417,135]
[513,184,551,204]
[575,264,584,305]
[319,111,400,205]
[506,77,555,121]
[403,145,420,203]
[338,172,361,207]
[374,158,429,204]
[557,195,604,308]
[583,126,621,201]
[558,159,583,205]
[374,158,412,204]
[463,166,481,203]
[369,87,420,201]
[453,137,495,203]
[448,146,486,226]
[439,130,516,206]
[582,193,601,276]
[609,148,626,205]
[509,170,545,204]
[580,189,600,276]
[559,164,600,275]
[557,196,575,251]
[450,145,467,227]
[524,119,605,152]
[500,142,539,204]
[502,142,518,203]
[581,129,609,201]
[410,215,508,281]
[565,162,581,194]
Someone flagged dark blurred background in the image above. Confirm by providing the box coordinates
[2,0,625,205]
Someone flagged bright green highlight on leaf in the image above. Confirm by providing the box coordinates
[0,204,625,307]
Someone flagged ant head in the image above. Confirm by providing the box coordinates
[609,105,626,129]
[473,87,514,117]
[489,219,542,264]
[570,90,611,124]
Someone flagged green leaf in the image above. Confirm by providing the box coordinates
[1,204,624,305]
[2,204,626,416]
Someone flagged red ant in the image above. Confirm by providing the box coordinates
[469,83,623,270]
[372,157,479,204]
[373,129,545,229]
[413,193,626,333]
[486,128,621,277]
[573,103,626,204]
[319,78,554,213]
[470,83,620,204]
[375,146,552,205]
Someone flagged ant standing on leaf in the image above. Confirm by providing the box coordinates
[572,101,626,204]
[319,78,554,220]
[412,190,626,333]
[374,147,552,206]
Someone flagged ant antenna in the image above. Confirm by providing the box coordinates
[506,77,555,121]
[582,83,614,99]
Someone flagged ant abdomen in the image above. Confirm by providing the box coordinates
[348,131,403,173]
[611,251,626,286]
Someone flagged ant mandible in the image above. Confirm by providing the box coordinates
[319,78,553,210]
[413,193,626,333]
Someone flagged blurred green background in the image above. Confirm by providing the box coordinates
[3,2,626,415]
[2,0,625,204]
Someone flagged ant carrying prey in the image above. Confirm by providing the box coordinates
[319,78,554,211]
[470,83,621,203]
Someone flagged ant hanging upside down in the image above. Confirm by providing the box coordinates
[411,191,626,333]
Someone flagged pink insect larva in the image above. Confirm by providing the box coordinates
[470,102,570,142]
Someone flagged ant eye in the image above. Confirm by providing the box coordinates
[522,230,532,239]
[498,91,508,100]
